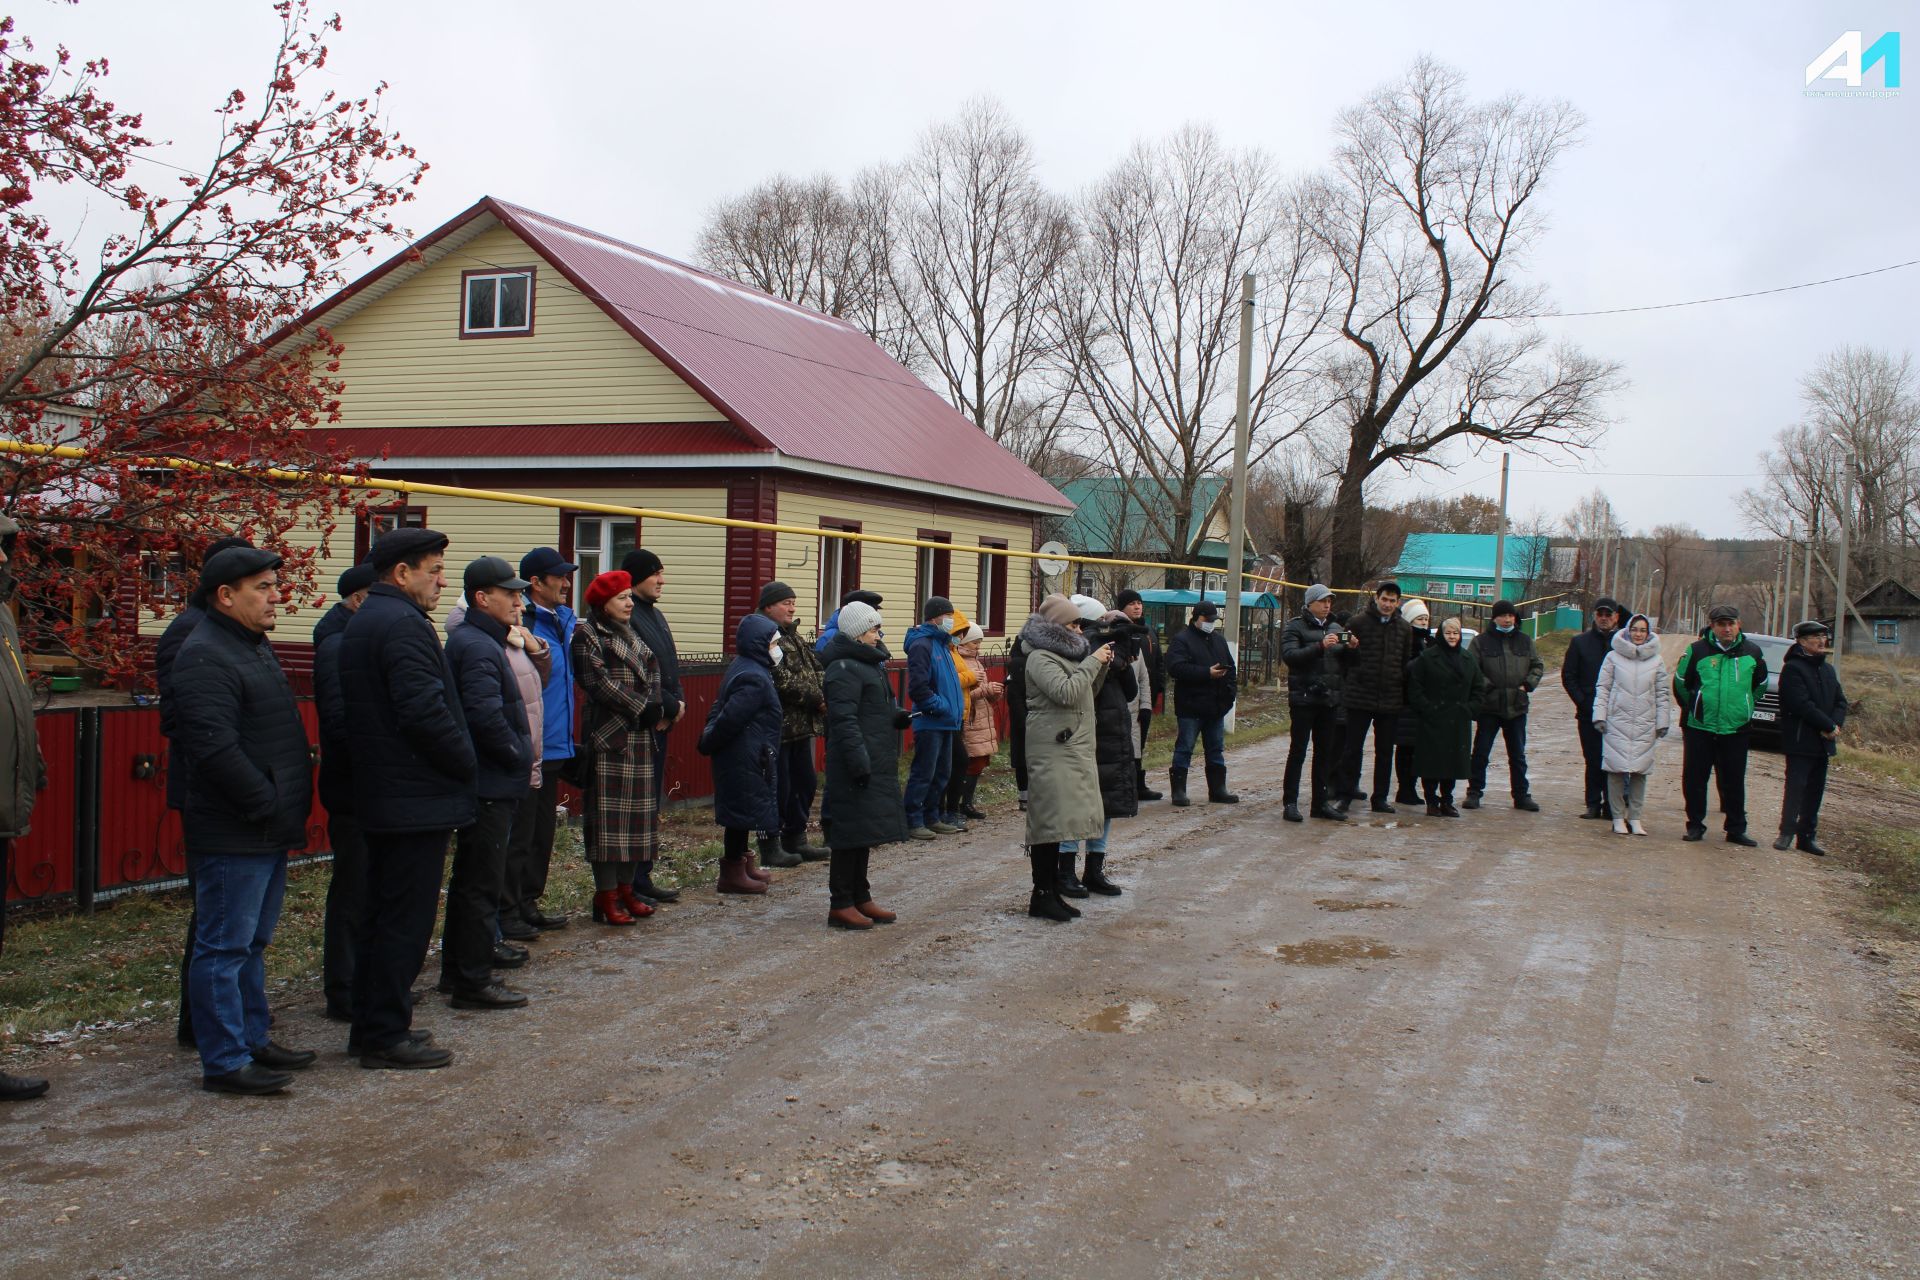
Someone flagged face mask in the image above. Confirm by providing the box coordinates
[768,644,784,666]
[938,617,955,633]
[1495,622,1514,634]
[1198,620,1217,634]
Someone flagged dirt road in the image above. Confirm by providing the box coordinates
[4,711,1919,1278]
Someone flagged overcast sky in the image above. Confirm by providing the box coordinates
[24,0,1918,538]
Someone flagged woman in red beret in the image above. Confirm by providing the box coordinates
[570,571,670,924]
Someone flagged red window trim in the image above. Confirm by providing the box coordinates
[819,518,863,623]
[354,502,429,562]
[977,537,1009,636]
[458,266,539,340]
[916,529,952,604]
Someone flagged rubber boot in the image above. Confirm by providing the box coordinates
[1058,850,1090,899]
[1205,763,1239,804]
[1083,852,1123,896]
[1137,765,1164,802]
[1027,847,1075,922]
[716,856,768,895]
[782,831,830,863]
[1169,767,1191,808]
[762,833,801,869]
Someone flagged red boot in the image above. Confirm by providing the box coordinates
[716,856,768,895]
[744,856,772,883]
[591,889,635,926]
[615,883,657,918]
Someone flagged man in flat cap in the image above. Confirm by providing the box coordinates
[172,546,317,1095]
[760,581,828,866]
[314,560,376,1023]
[339,527,472,1069]
[1774,619,1846,855]
[1673,603,1768,846]
[0,513,50,1103]
[622,548,682,901]
[513,546,581,926]
[437,556,536,1010]
[1561,595,1623,819]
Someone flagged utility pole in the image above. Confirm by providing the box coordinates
[1834,467,1852,668]
[1781,538,1794,633]
[1629,555,1640,620]
[1800,522,1813,630]
[1222,273,1255,724]
[1492,452,1511,603]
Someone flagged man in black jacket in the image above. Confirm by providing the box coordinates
[1334,582,1412,814]
[173,546,316,1096]
[1560,596,1622,818]
[1165,600,1238,806]
[314,560,375,1023]
[1280,584,1348,822]
[1465,600,1545,812]
[154,533,252,1049]
[340,528,473,1070]
[1117,588,1167,801]
[624,548,682,819]
[1774,620,1847,855]
[437,557,536,1010]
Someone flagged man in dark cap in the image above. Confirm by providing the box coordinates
[0,514,50,1103]
[760,581,828,866]
[339,527,473,1069]
[1116,588,1166,801]
[172,546,317,1095]
[1464,599,1544,812]
[513,546,581,924]
[315,560,377,1022]
[815,588,885,654]
[1561,596,1623,819]
[902,595,963,837]
[1774,620,1846,855]
[153,533,253,1050]
[1165,599,1239,805]
[437,557,535,1010]
[1673,603,1768,846]
[623,548,682,900]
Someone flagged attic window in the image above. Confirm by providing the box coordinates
[462,269,535,336]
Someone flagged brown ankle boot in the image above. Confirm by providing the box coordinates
[716,856,768,895]
[744,855,772,883]
[828,905,873,930]
[855,900,896,923]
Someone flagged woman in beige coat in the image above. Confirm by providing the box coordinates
[1019,593,1113,922]
[947,623,1002,821]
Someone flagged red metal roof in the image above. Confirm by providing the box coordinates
[319,423,763,459]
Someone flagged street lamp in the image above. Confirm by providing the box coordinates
[1646,567,1663,620]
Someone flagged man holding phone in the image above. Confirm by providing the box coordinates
[1165,600,1239,806]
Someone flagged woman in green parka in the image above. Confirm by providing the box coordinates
[1407,616,1485,817]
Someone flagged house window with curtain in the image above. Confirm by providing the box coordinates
[977,539,1008,634]
[572,516,637,582]
[916,531,951,608]
[819,520,861,623]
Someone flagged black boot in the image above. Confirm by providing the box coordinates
[1205,763,1239,803]
[1311,800,1349,822]
[782,831,831,863]
[1083,852,1123,895]
[1027,847,1075,922]
[761,833,802,869]
[1170,767,1191,807]
[634,862,679,904]
[1283,803,1303,823]
[1058,850,1091,899]
[959,775,988,821]
[1137,765,1163,802]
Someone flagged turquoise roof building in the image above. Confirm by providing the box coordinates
[1053,476,1231,566]
[1393,533,1551,606]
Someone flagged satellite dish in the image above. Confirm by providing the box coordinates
[1035,541,1070,576]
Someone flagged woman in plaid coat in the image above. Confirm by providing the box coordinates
[571,571,665,926]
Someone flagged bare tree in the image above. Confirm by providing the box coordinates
[1247,441,1338,607]
[1307,58,1621,589]
[1565,487,1623,602]
[1061,125,1333,585]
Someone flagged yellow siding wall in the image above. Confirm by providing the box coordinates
[773,491,1033,647]
[324,223,724,428]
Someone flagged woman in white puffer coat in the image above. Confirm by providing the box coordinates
[1592,613,1670,836]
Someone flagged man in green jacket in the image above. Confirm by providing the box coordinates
[0,514,50,1102]
[1465,600,1545,811]
[1673,603,1768,846]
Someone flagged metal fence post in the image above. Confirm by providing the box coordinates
[74,707,101,914]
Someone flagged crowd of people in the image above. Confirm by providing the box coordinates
[0,528,1850,1103]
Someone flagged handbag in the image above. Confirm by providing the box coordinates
[557,743,593,789]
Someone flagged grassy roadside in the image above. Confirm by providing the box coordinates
[2,686,1290,1044]
[1820,656,1920,936]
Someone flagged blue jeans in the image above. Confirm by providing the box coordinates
[1468,714,1531,799]
[1172,717,1226,772]
[189,853,288,1076]
[1060,819,1112,856]
[902,728,956,827]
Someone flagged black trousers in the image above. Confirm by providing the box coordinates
[828,845,872,909]
[504,775,558,919]
[351,829,450,1051]
[1469,714,1531,800]
[1138,709,1155,760]
[1682,727,1750,835]
[1575,714,1610,814]
[1779,753,1831,841]
[1423,777,1457,804]
[775,736,817,837]
[177,849,199,1041]
[321,812,369,1016]
[1282,703,1339,806]
[1337,709,1400,804]
[441,798,517,995]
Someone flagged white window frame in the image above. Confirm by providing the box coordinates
[1478,583,1497,598]
[1452,582,1475,597]
[572,516,636,582]
[463,270,534,335]
[1425,580,1449,595]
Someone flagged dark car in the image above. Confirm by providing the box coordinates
[1744,633,1795,748]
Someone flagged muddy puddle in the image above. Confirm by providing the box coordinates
[1266,936,1398,965]
[1079,1000,1157,1033]
[1314,898,1405,913]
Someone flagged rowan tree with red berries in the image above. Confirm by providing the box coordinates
[0,1,426,681]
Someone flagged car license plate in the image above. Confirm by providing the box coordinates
[1751,709,1775,722]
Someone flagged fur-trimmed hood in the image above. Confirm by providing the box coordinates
[1020,613,1089,660]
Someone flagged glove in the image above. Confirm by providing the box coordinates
[1592,721,1605,734]
[852,771,871,789]
[891,709,913,730]
[1656,727,1669,739]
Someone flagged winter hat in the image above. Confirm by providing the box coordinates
[1592,596,1621,615]
[621,548,664,582]
[1490,599,1518,620]
[1037,593,1079,627]
[1400,598,1430,624]
[922,595,955,622]
[843,589,883,608]
[838,601,884,639]
[956,622,985,645]
[584,570,632,611]
[1191,600,1219,621]
[1115,588,1144,610]
[1304,583,1333,606]
[1070,593,1106,622]
[368,527,448,574]
[200,546,282,593]
[337,561,377,598]
[757,581,796,610]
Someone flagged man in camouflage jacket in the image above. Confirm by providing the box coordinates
[759,582,829,863]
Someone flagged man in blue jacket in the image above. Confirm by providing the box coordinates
[340,528,474,1070]
[902,596,963,839]
[512,546,585,921]
[438,557,536,1010]
[314,559,375,1023]
[172,546,316,1095]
